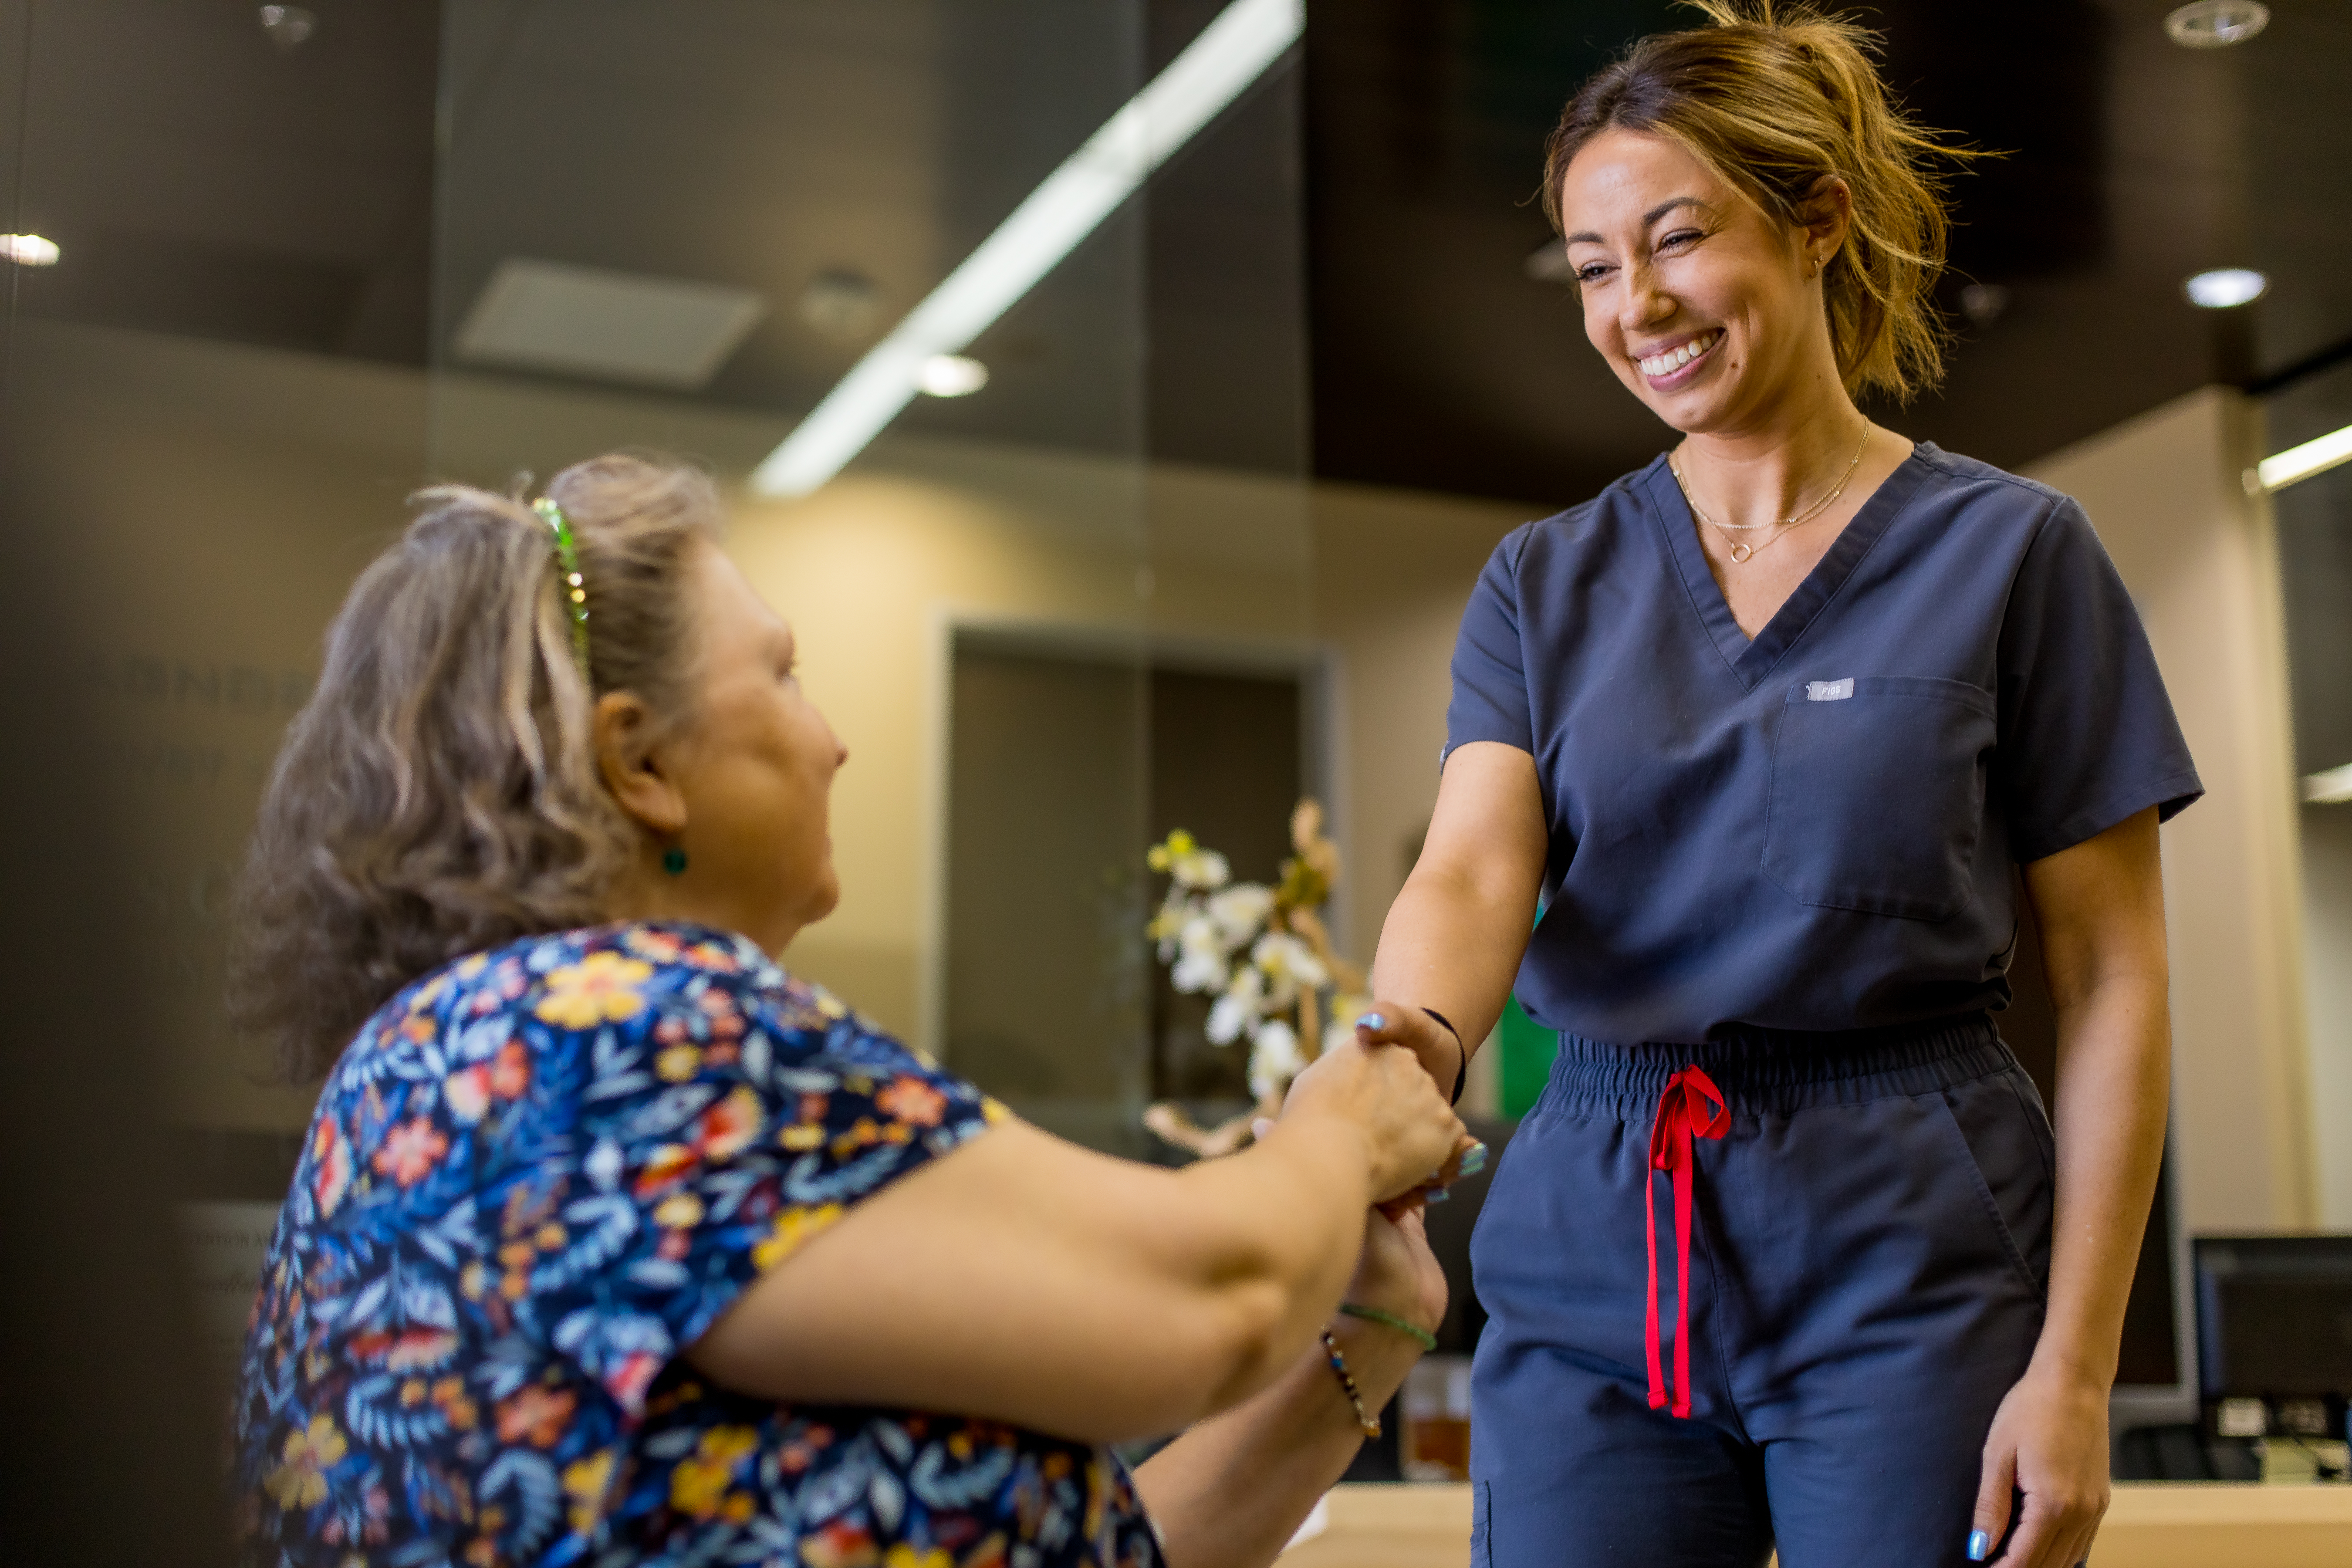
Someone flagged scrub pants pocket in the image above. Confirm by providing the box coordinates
[1934,1067,2057,1299]
[1763,676,1995,920]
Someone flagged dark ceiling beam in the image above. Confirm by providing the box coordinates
[2246,334,2352,399]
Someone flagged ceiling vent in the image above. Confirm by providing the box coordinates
[452,258,768,389]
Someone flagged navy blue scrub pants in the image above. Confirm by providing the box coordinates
[1468,1014,2052,1568]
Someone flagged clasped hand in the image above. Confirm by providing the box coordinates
[1281,1026,1475,1203]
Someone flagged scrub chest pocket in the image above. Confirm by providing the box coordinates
[1764,676,1996,921]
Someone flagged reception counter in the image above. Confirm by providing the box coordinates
[1276,1482,2352,1568]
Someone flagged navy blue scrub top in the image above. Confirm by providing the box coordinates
[1446,442,2203,1047]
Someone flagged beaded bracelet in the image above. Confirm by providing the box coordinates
[1339,1302,1438,1352]
[1319,1328,1381,1437]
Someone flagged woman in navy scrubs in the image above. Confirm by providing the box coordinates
[1354,7,2199,1567]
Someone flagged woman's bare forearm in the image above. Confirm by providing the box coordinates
[1135,1315,1423,1568]
[687,1048,1460,1441]
[2034,973,2170,1388]
[1369,870,1534,1053]
[1367,742,1549,1058]
[1171,1116,1387,1410]
[2022,808,2173,1390]
[686,1119,1372,1437]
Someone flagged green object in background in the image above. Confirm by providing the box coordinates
[1497,994,1558,1119]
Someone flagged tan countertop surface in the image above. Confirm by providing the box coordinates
[1276,1481,2352,1568]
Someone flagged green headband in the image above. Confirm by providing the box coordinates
[533,497,592,678]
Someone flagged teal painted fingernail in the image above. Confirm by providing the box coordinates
[1458,1141,1489,1177]
[1356,1012,1385,1030]
[1423,1184,1451,1204]
[1967,1529,1990,1562]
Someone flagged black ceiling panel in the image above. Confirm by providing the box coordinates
[1306,0,2352,505]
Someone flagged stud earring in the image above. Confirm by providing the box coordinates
[662,845,688,877]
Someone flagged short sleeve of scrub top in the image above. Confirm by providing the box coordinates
[1444,442,2202,1047]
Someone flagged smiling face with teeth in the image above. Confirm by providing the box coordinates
[1557,127,1850,440]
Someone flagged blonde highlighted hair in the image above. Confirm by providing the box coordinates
[227,454,722,1081]
[1544,1,1979,402]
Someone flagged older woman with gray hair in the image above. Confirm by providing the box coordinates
[227,454,1472,1568]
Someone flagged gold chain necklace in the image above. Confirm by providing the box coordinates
[1671,425,1871,564]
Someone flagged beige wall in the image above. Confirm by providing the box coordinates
[2026,387,2319,1232]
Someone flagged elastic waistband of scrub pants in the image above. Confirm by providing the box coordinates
[1541,1011,2013,1120]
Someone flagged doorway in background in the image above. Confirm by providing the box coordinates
[944,629,1322,1156]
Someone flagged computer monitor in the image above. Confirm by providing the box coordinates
[2192,1235,2352,1441]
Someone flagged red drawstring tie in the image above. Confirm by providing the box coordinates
[1645,1065,1730,1418]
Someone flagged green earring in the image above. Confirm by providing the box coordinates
[662,845,688,877]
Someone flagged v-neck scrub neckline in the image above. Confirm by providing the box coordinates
[1649,443,1934,686]
[1444,442,2201,1047]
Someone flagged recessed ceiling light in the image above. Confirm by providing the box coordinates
[916,354,989,397]
[1959,282,2011,326]
[2165,1,2269,48]
[0,233,59,267]
[2184,267,2267,308]
[799,270,882,342]
[258,4,316,51]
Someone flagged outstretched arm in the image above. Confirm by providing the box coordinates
[1974,807,2171,1567]
[687,1038,1466,1443]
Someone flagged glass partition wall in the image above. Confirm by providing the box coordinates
[0,0,1313,1390]
[429,0,1315,1157]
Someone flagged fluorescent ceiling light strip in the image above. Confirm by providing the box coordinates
[2255,421,2352,494]
[751,0,1303,497]
[2305,761,2352,804]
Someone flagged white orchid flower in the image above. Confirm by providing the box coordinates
[1204,966,1265,1044]
[1248,1019,1304,1102]
[1176,912,1232,987]
[1206,991,1254,1045]
[1147,899,1192,958]
[1170,938,1229,995]
[1206,883,1274,945]
[1171,848,1232,890]
[1252,931,1330,990]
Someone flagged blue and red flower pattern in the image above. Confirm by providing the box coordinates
[232,921,1166,1568]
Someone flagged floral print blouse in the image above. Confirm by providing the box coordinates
[232,922,1166,1568]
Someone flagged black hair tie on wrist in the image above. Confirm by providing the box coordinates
[1422,1007,1467,1106]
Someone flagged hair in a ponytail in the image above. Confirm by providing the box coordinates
[1543,1,1980,402]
